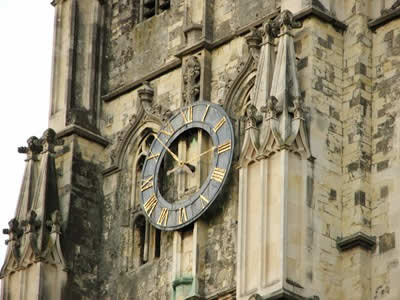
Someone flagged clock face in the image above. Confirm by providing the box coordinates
[140,102,234,230]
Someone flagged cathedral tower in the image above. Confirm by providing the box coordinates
[2,1,400,300]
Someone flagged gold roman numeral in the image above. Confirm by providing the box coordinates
[141,176,154,191]
[211,168,226,182]
[143,194,158,216]
[181,106,193,124]
[157,208,169,226]
[202,105,210,122]
[178,207,188,224]
[147,151,160,160]
[200,194,209,208]
[213,117,226,132]
[218,140,231,154]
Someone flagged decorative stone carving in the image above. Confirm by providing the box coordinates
[3,219,23,249]
[47,210,63,234]
[1,128,66,278]
[245,28,262,62]
[271,9,302,36]
[18,136,43,160]
[239,10,312,164]
[21,210,41,234]
[238,103,260,167]
[182,56,201,104]
[40,128,64,153]
[139,81,172,122]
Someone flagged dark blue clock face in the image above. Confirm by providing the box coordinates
[140,102,234,230]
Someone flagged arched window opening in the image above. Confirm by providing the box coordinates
[136,0,171,23]
[134,215,147,267]
[130,132,162,270]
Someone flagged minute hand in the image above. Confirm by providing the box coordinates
[185,146,217,165]
[154,135,180,163]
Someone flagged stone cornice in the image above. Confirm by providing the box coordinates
[368,8,400,32]
[174,39,213,58]
[294,6,347,32]
[336,232,377,252]
[56,125,109,147]
[102,58,182,102]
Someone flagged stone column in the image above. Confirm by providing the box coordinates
[50,0,105,133]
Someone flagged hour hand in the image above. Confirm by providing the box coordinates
[166,162,196,176]
[153,135,180,163]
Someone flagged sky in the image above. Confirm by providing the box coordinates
[0,2,54,272]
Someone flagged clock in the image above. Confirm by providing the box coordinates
[139,101,234,230]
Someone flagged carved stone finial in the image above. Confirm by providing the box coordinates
[21,211,41,233]
[292,97,305,120]
[18,136,43,160]
[182,56,201,104]
[245,27,262,49]
[40,128,64,153]
[3,219,23,246]
[138,81,154,104]
[242,104,259,130]
[46,210,62,234]
[261,96,279,120]
[271,10,302,36]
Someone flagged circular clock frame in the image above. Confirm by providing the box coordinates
[140,101,234,231]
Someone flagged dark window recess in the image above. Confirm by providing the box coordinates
[141,0,170,21]
[134,216,147,265]
[155,229,161,258]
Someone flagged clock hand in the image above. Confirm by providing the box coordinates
[166,162,196,176]
[182,163,194,176]
[166,146,216,176]
[185,146,217,165]
[153,135,181,163]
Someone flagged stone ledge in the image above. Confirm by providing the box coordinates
[56,125,109,147]
[261,288,316,300]
[368,9,400,31]
[336,232,377,252]
[294,6,347,32]
[102,165,121,177]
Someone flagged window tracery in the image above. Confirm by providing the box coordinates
[130,133,162,270]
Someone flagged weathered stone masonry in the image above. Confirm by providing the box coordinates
[2,1,400,300]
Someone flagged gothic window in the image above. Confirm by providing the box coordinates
[130,133,162,270]
[138,0,170,22]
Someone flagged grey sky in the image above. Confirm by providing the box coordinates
[0,1,54,273]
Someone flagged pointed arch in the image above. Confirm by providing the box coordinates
[222,56,257,120]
